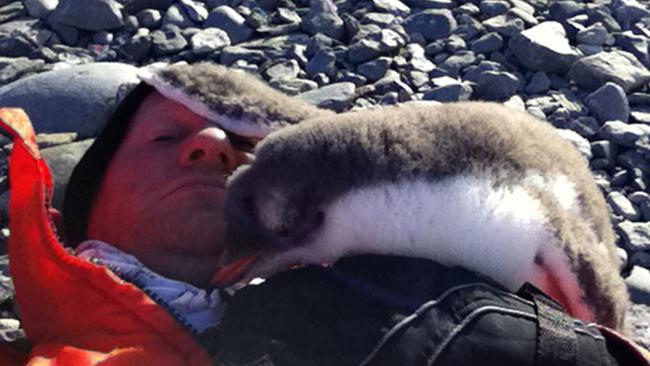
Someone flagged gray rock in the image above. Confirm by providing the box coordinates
[509,21,581,74]
[190,27,230,54]
[616,31,650,68]
[615,0,650,29]
[576,22,614,46]
[463,60,504,83]
[137,9,162,29]
[445,34,466,53]
[371,70,413,98]
[525,71,551,94]
[590,140,616,166]
[403,9,456,41]
[457,3,480,16]
[162,4,194,28]
[508,7,538,26]
[115,32,152,62]
[625,267,650,304]
[179,0,208,23]
[454,14,484,41]
[577,44,603,56]
[637,135,650,160]
[220,46,265,65]
[480,1,510,16]
[0,2,25,24]
[630,107,650,124]
[527,107,546,120]
[373,0,410,17]
[549,1,584,21]
[618,150,650,177]
[470,32,503,54]
[204,6,253,44]
[585,82,630,124]
[269,78,318,95]
[629,191,650,221]
[618,221,650,251]
[357,57,391,82]
[569,116,600,138]
[47,17,78,44]
[482,13,525,38]
[306,49,336,78]
[299,82,356,112]
[337,70,367,86]
[422,83,472,102]
[263,59,301,80]
[0,62,139,138]
[608,191,641,221]
[617,247,628,272]
[630,250,650,269]
[347,28,405,64]
[300,0,344,40]
[122,0,174,13]
[49,0,123,31]
[0,33,36,58]
[568,51,650,92]
[436,50,476,77]
[629,93,650,106]
[556,129,592,160]
[361,12,396,27]
[599,120,646,147]
[475,70,519,101]
[23,0,57,19]
[0,56,45,85]
[36,132,77,149]
[92,31,113,45]
[151,25,188,55]
[41,139,93,210]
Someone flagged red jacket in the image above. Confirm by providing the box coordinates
[0,108,213,365]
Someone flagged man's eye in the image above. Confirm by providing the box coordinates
[228,133,257,152]
[153,135,175,142]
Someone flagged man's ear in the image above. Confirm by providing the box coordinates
[47,208,64,238]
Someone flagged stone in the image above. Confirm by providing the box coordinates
[525,71,551,94]
[482,13,525,38]
[49,0,123,31]
[629,192,650,221]
[0,57,45,85]
[422,83,472,102]
[585,82,630,124]
[263,59,301,80]
[436,50,476,77]
[615,0,650,29]
[23,0,57,19]
[463,60,504,83]
[576,22,614,46]
[549,1,584,21]
[618,150,650,177]
[556,129,592,160]
[92,31,113,45]
[589,8,621,33]
[299,82,357,112]
[617,247,628,272]
[150,25,187,55]
[122,0,174,13]
[0,62,139,138]
[219,46,265,65]
[453,15,483,41]
[577,44,603,56]
[618,221,650,251]
[608,191,641,221]
[373,0,410,17]
[361,12,396,27]
[204,6,253,44]
[480,1,509,16]
[445,34,466,53]
[190,27,230,54]
[137,9,162,29]
[41,139,94,210]
[306,49,336,78]
[475,71,519,101]
[457,3,480,16]
[403,9,456,41]
[508,8,538,26]
[629,93,650,106]
[590,140,615,166]
[337,70,367,86]
[470,32,503,54]
[508,21,581,74]
[616,31,650,68]
[568,51,650,93]
[599,120,646,147]
[115,32,152,62]
[638,135,650,160]
[371,70,413,98]
[269,78,318,95]
[179,0,208,23]
[162,4,194,28]
[347,28,405,64]
[630,107,650,124]
[625,267,650,304]
[357,57,391,82]
[0,2,25,24]
[300,0,344,40]
[36,132,77,149]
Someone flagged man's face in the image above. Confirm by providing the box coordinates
[85,91,256,287]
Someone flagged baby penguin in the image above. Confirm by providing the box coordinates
[221,101,630,331]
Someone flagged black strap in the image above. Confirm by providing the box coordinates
[518,283,578,366]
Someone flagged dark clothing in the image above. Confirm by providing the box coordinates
[212,255,647,366]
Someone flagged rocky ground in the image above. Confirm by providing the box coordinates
[0,0,648,352]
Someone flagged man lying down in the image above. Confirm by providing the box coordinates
[1,62,647,365]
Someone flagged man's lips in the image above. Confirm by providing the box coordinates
[160,179,226,200]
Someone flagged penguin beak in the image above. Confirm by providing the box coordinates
[211,253,261,286]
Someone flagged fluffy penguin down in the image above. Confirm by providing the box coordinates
[255,170,594,321]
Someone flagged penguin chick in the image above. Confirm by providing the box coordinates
[222,101,629,331]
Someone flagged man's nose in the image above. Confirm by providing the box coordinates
[179,127,238,172]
